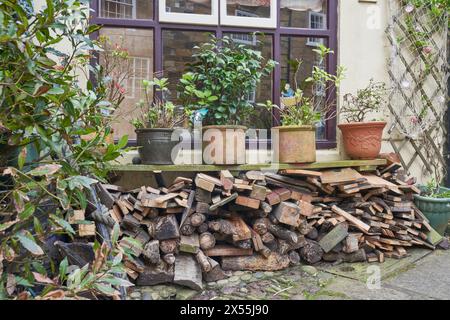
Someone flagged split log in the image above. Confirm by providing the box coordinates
[253,218,269,235]
[272,201,301,227]
[204,245,253,257]
[179,234,200,254]
[174,254,203,291]
[180,223,195,236]
[318,222,349,253]
[221,252,290,271]
[197,223,209,234]
[203,257,228,282]
[142,240,161,265]
[136,261,174,286]
[162,253,176,265]
[266,220,298,244]
[300,240,324,264]
[322,249,367,263]
[190,213,206,227]
[154,214,180,240]
[288,250,301,265]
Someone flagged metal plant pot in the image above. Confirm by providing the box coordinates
[414,186,450,236]
[135,128,181,165]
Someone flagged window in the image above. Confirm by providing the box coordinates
[99,0,153,19]
[159,0,218,25]
[307,11,327,46]
[92,0,338,148]
[221,0,276,28]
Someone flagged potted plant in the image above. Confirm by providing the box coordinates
[338,80,387,160]
[132,77,186,164]
[414,179,450,236]
[178,35,276,165]
[261,45,345,163]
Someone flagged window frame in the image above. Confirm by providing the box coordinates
[90,0,338,149]
[220,0,277,29]
[159,0,219,25]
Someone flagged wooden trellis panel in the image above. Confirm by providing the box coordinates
[386,0,448,179]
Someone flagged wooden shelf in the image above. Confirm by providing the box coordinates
[110,159,387,172]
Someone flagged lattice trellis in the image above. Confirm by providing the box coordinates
[386,0,448,180]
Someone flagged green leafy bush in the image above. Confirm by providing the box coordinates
[178,35,276,126]
[0,0,129,299]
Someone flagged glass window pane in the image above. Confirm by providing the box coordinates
[280,0,327,29]
[165,0,211,15]
[99,28,154,140]
[223,33,274,130]
[280,36,328,139]
[226,0,271,18]
[162,30,213,103]
[99,0,153,20]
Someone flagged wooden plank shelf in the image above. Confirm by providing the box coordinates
[110,159,387,172]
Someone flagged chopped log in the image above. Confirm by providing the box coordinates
[199,232,216,250]
[190,213,206,227]
[250,184,268,201]
[246,170,266,181]
[142,240,161,265]
[195,175,215,192]
[331,205,371,233]
[209,193,238,211]
[197,223,209,234]
[266,220,298,244]
[110,205,123,224]
[343,233,360,253]
[195,188,212,203]
[298,200,314,217]
[174,254,203,291]
[159,239,178,254]
[208,219,235,236]
[266,192,281,206]
[136,261,174,286]
[179,234,200,254]
[195,202,211,215]
[180,223,195,236]
[203,257,228,282]
[321,168,365,185]
[322,249,367,263]
[300,240,323,264]
[261,231,276,244]
[78,222,96,237]
[204,245,253,257]
[229,215,252,241]
[277,239,292,255]
[96,184,116,209]
[272,201,301,227]
[235,196,260,209]
[318,222,349,253]
[162,253,176,265]
[280,169,322,178]
[154,214,180,240]
[273,188,291,202]
[253,218,269,235]
[220,170,234,191]
[222,252,290,271]
[195,250,212,273]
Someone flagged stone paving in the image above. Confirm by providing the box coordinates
[127,248,450,300]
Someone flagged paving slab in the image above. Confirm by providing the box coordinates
[384,250,450,300]
[316,248,432,283]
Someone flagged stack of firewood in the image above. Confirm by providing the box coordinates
[94,162,440,290]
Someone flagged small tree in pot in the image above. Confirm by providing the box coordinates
[260,44,345,163]
[131,77,187,164]
[339,80,387,160]
[178,35,276,164]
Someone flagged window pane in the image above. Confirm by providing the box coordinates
[280,36,328,139]
[226,0,271,18]
[223,33,274,130]
[165,0,212,15]
[99,0,153,20]
[280,0,327,29]
[162,30,213,102]
[99,28,154,140]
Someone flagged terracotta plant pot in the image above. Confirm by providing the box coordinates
[338,121,386,160]
[272,125,316,163]
[202,125,247,165]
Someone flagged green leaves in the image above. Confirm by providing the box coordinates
[16,231,44,256]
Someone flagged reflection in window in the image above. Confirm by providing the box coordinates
[99,28,154,140]
[224,33,274,130]
[99,0,153,19]
[162,30,213,102]
[280,0,327,29]
[165,0,212,15]
[281,36,328,139]
[226,0,271,18]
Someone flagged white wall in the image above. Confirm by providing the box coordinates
[337,0,438,184]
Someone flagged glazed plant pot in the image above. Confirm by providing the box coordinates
[414,186,450,236]
[136,128,181,165]
[272,125,316,163]
[202,125,247,165]
[338,121,386,160]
